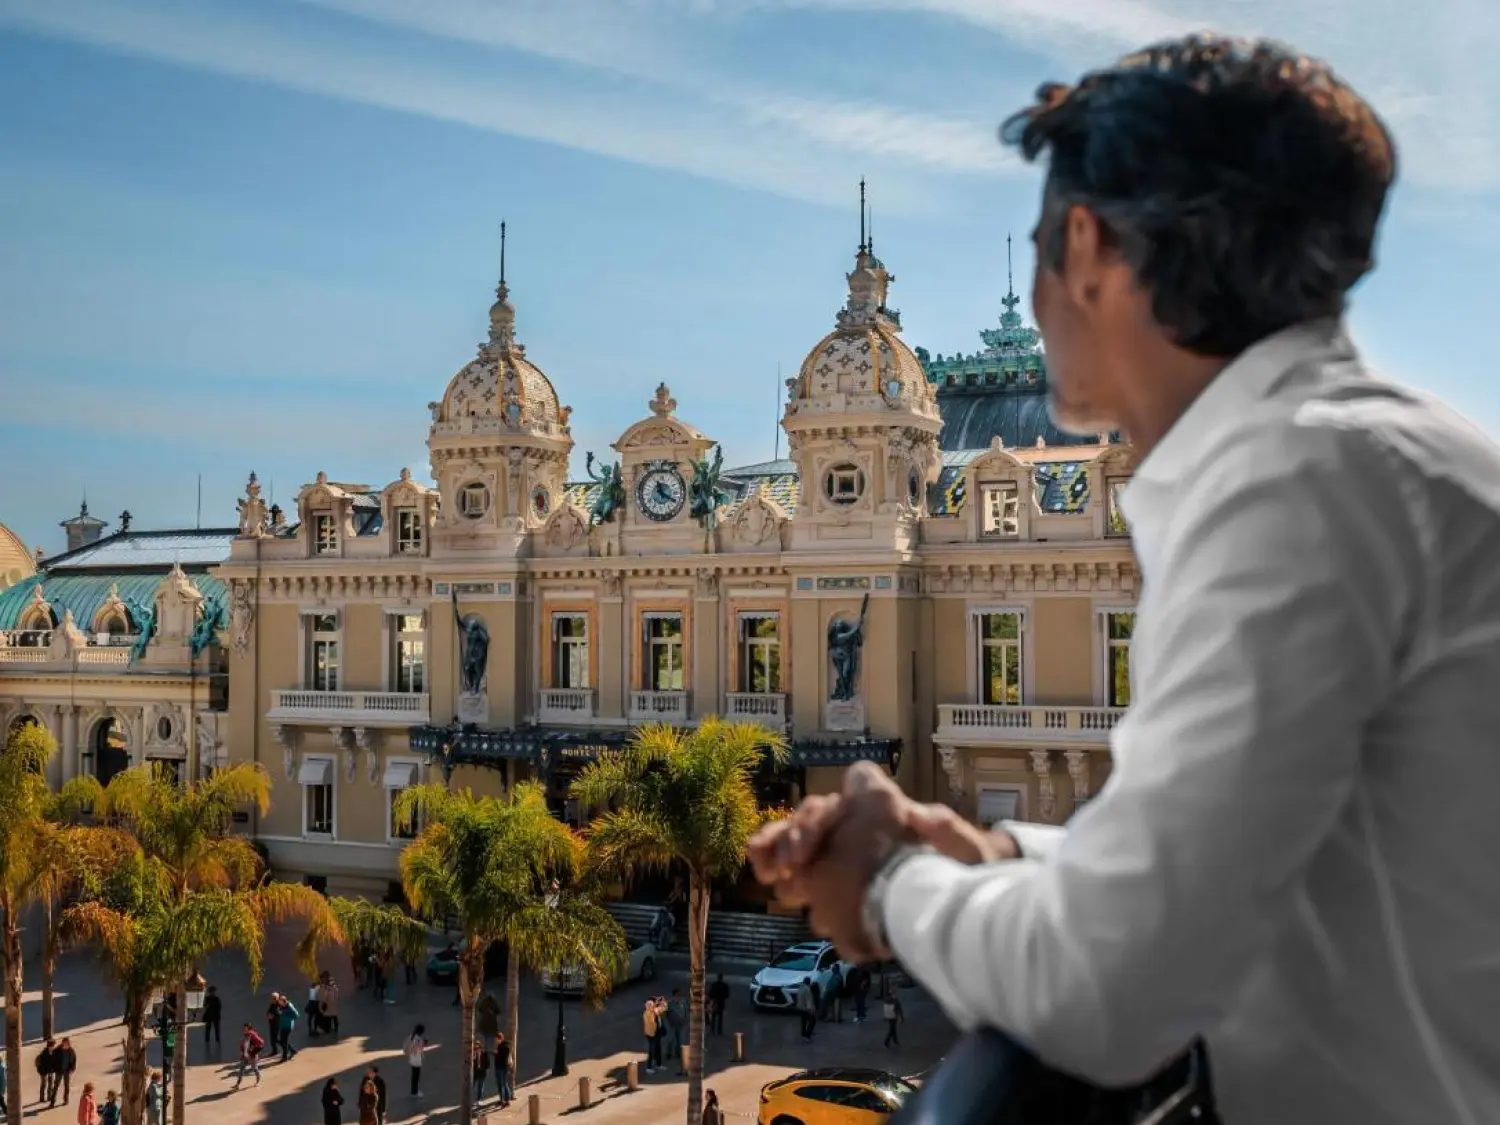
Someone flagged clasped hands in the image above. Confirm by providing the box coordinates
[747,761,1019,963]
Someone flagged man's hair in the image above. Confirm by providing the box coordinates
[1002,34,1396,356]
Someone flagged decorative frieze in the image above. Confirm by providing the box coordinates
[924,560,1137,596]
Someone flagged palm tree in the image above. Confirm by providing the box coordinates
[62,846,332,1125]
[571,718,787,1125]
[325,895,428,982]
[101,762,322,1125]
[0,721,103,1125]
[37,771,116,1041]
[397,781,626,1124]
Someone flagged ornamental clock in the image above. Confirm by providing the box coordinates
[635,460,686,521]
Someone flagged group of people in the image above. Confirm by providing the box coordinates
[470,993,514,1107]
[318,1065,389,1125]
[794,964,904,1046]
[30,1038,169,1125]
[640,991,688,1075]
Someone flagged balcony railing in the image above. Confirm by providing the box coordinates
[629,690,689,723]
[935,704,1126,745]
[726,692,787,726]
[0,636,133,665]
[267,690,431,726]
[0,646,50,664]
[538,688,595,724]
[77,648,131,666]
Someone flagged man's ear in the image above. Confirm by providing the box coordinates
[1060,204,1108,309]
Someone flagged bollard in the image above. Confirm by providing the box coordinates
[626,1060,639,1091]
[579,1076,590,1108]
[734,1030,745,1063]
[681,1045,690,1074]
[478,1116,489,1125]
[528,1093,542,1125]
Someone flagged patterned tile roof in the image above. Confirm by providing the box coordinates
[0,572,228,633]
[563,460,804,523]
[927,455,1094,517]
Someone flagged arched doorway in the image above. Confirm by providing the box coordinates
[92,717,130,787]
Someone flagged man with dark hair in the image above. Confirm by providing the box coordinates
[751,34,1500,1125]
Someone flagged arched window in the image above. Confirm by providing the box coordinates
[91,716,130,787]
[6,714,38,738]
[16,607,55,644]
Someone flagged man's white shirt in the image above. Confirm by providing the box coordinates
[883,320,1500,1125]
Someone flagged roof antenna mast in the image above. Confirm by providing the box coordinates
[500,219,507,287]
[858,178,867,252]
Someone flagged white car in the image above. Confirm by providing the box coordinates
[541,938,658,994]
[749,940,849,1011]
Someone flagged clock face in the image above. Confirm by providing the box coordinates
[635,463,686,521]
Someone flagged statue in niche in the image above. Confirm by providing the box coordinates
[689,445,729,530]
[827,593,870,702]
[237,472,269,537]
[452,588,490,696]
[584,453,626,525]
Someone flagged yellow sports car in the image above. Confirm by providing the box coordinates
[757,1067,917,1125]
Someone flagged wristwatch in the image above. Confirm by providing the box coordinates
[860,844,931,958]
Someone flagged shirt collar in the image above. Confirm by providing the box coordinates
[1128,318,1357,487]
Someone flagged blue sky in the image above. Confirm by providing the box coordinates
[1,0,1496,554]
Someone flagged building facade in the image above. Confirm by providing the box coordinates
[213,229,1139,896]
[0,507,233,791]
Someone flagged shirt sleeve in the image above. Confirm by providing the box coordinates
[1001,821,1067,861]
[882,424,1417,1084]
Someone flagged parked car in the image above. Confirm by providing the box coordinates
[426,943,461,985]
[749,940,849,1011]
[541,938,658,994]
[757,1067,916,1124]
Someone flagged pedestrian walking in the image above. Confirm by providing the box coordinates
[233,1023,264,1089]
[883,994,903,1047]
[707,974,729,1036]
[477,992,500,1052]
[641,998,661,1073]
[36,1038,57,1106]
[275,994,300,1061]
[55,1036,77,1105]
[201,985,222,1047]
[318,974,341,1037]
[471,1040,490,1103]
[364,1066,387,1125]
[75,1082,96,1125]
[405,1024,427,1098]
[356,1077,379,1125]
[494,1032,513,1107]
[264,993,281,1057]
[144,1071,163,1125]
[306,979,323,1041]
[853,966,870,1023]
[0,1055,8,1117]
[702,1089,725,1125]
[321,1077,344,1125]
[97,1090,120,1125]
[797,979,817,1041]
[666,988,687,1073]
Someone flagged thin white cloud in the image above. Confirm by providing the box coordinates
[743,0,1500,196]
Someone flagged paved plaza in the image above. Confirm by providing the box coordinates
[4,928,956,1123]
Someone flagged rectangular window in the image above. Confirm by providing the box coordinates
[980,484,1020,538]
[645,614,684,691]
[383,759,420,842]
[976,786,1022,827]
[738,614,781,693]
[1105,478,1130,536]
[1106,612,1135,707]
[391,614,425,693]
[978,612,1023,705]
[308,614,339,691]
[313,513,338,554]
[299,756,334,836]
[395,508,423,554]
[551,613,590,689]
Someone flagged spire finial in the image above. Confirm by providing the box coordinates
[867,205,873,255]
[499,219,507,287]
[1006,232,1014,297]
[858,178,867,252]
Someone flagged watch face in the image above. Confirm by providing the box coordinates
[635,463,686,521]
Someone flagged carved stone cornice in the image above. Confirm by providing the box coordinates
[924,559,1137,596]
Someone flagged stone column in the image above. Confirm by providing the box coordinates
[62,705,80,781]
[1029,749,1056,823]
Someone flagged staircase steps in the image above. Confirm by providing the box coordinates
[604,901,812,963]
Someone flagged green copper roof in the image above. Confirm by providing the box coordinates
[0,573,228,632]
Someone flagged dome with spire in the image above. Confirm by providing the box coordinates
[787,185,936,420]
[431,227,570,439]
